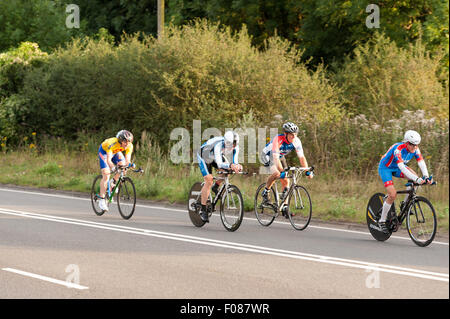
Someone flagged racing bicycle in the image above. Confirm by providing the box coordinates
[254,166,314,230]
[367,176,437,247]
[188,170,247,232]
[91,164,144,220]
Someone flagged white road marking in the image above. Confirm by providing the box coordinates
[0,187,448,245]
[0,208,448,283]
[2,267,89,290]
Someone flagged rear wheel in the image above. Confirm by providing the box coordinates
[117,177,136,220]
[220,185,244,232]
[254,183,277,226]
[287,185,312,230]
[406,197,437,247]
[91,175,106,216]
[188,182,206,227]
[366,192,392,241]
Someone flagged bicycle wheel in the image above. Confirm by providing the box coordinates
[188,182,206,227]
[406,196,437,247]
[254,183,277,226]
[287,185,312,230]
[366,192,392,241]
[117,177,136,220]
[90,174,106,216]
[220,185,244,232]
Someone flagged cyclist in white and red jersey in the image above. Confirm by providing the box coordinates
[377,130,433,233]
[259,122,313,206]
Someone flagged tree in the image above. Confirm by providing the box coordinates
[0,0,84,52]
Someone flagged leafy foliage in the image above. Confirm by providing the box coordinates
[0,0,84,52]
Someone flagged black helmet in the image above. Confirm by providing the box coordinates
[116,130,133,143]
[282,122,298,134]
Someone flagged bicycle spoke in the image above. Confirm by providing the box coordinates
[288,186,312,230]
[220,186,244,232]
[406,197,437,247]
[254,183,277,227]
[117,178,136,220]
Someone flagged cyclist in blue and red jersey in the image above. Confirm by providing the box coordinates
[377,130,433,233]
[259,122,313,208]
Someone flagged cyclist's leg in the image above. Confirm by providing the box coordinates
[98,147,110,199]
[378,167,397,223]
[197,153,213,206]
[112,152,124,182]
[279,157,289,191]
[265,156,286,189]
[394,166,416,203]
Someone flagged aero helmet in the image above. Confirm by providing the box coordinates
[224,131,239,146]
[403,130,421,145]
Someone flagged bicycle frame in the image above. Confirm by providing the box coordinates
[106,165,143,202]
[271,167,312,212]
[388,178,435,228]
[208,171,244,211]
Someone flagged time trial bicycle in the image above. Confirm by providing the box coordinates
[367,176,437,247]
[188,170,247,232]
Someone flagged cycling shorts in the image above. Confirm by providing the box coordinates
[98,145,125,170]
[260,152,288,179]
[378,166,405,187]
[197,151,228,177]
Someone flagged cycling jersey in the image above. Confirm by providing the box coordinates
[378,142,426,187]
[260,134,304,165]
[101,137,133,155]
[379,142,423,169]
[98,137,133,170]
[197,136,239,176]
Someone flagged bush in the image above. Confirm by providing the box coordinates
[334,33,449,122]
[11,20,344,147]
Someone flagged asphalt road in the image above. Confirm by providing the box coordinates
[0,185,448,299]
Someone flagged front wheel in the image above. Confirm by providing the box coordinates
[91,174,106,216]
[219,185,244,232]
[406,196,437,247]
[117,177,136,220]
[287,185,312,230]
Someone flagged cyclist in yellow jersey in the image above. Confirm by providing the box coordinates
[97,130,134,211]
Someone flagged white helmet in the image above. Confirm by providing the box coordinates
[224,131,239,146]
[403,130,421,145]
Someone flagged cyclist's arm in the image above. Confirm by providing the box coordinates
[298,155,308,169]
[106,152,115,170]
[415,148,429,178]
[232,145,239,164]
[123,144,133,167]
[214,142,230,170]
[271,136,284,172]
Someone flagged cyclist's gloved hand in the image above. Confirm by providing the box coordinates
[128,163,136,169]
[415,177,425,184]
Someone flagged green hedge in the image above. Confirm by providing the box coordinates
[0,20,448,177]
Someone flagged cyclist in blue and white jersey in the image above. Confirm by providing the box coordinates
[377,130,433,233]
[197,131,243,222]
[259,122,313,206]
